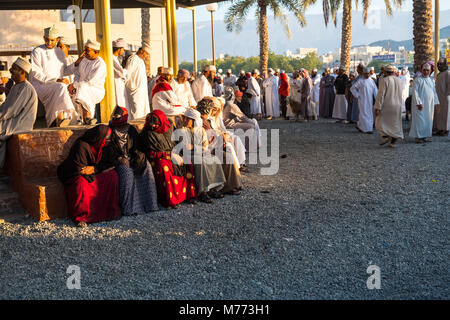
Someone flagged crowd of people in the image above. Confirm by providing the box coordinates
[0,25,449,227]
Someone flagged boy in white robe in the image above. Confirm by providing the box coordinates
[67,39,107,125]
[125,46,150,120]
[30,26,75,127]
[351,67,378,133]
[0,58,38,167]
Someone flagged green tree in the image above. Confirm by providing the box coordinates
[225,0,307,74]
[367,60,385,73]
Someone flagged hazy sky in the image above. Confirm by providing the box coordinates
[176,0,450,23]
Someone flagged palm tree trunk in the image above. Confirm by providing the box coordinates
[141,8,151,75]
[258,1,269,74]
[413,0,433,72]
[340,0,352,73]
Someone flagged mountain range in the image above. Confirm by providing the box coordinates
[176,9,450,62]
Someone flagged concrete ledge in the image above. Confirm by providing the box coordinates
[5,120,146,221]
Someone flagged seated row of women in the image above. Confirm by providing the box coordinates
[57,95,256,227]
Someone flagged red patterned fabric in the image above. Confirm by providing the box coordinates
[152,81,173,96]
[147,151,196,208]
[64,170,121,223]
[145,110,171,134]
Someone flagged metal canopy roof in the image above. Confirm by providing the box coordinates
[0,0,227,10]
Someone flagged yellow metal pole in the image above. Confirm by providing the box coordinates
[72,0,84,55]
[192,8,197,74]
[94,0,116,123]
[435,0,440,79]
[165,0,173,69]
[170,0,178,74]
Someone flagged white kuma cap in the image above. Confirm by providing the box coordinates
[85,39,101,51]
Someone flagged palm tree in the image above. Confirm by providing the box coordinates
[141,8,151,75]
[303,0,403,72]
[413,0,433,72]
[225,0,307,74]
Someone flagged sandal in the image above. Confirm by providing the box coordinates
[209,190,224,199]
[198,193,212,203]
[225,189,241,196]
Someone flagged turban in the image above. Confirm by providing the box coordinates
[162,67,173,75]
[312,68,318,72]
[44,25,58,38]
[275,68,280,73]
[85,39,101,51]
[339,65,346,71]
[227,69,232,73]
[178,68,190,78]
[110,106,128,127]
[203,65,216,72]
[184,108,202,128]
[234,90,243,98]
[112,38,127,49]
[239,70,245,75]
[196,98,215,115]
[384,65,395,72]
[421,61,434,73]
[13,57,31,74]
[363,67,370,73]
[142,44,151,54]
[268,68,274,75]
[369,67,375,71]
[252,69,260,75]
[224,87,235,102]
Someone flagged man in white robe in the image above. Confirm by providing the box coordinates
[310,68,321,120]
[247,69,262,119]
[350,67,378,133]
[263,68,280,119]
[112,38,128,109]
[125,46,150,120]
[399,68,411,113]
[434,59,450,136]
[191,65,215,103]
[223,69,236,87]
[152,67,184,118]
[171,68,196,111]
[67,39,107,125]
[30,26,75,127]
[374,65,404,148]
[0,58,38,167]
[409,63,440,143]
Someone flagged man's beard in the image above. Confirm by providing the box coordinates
[207,73,214,85]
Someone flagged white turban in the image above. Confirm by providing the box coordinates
[113,38,127,49]
[227,69,232,73]
[184,108,203,128]
[268,68,274,75]
[13,57,32,74]
[422,63,431,71]
[275,68,280,73]
[203,65,216,72]
[162,67,173,75]
[369,67,375,71]
[85,39,101,51]
[142,44,151,54]
[252,69,260,75]
[44,25,58,39]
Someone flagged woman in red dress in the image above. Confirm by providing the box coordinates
[57,125,121,227]
[139,110,197,209]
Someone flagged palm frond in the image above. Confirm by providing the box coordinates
[224,0,256,33]
[269,1,293,39]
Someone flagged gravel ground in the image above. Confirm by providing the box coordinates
[0,118,449,300]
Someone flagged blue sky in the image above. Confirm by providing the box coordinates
[176,0,450,23]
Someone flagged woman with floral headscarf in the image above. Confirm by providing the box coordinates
[57,125,121,227]
[139,110,197,208]
[410,62,440,143]
[102,106,159,215]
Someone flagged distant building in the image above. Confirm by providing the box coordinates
[286,48,318,59]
